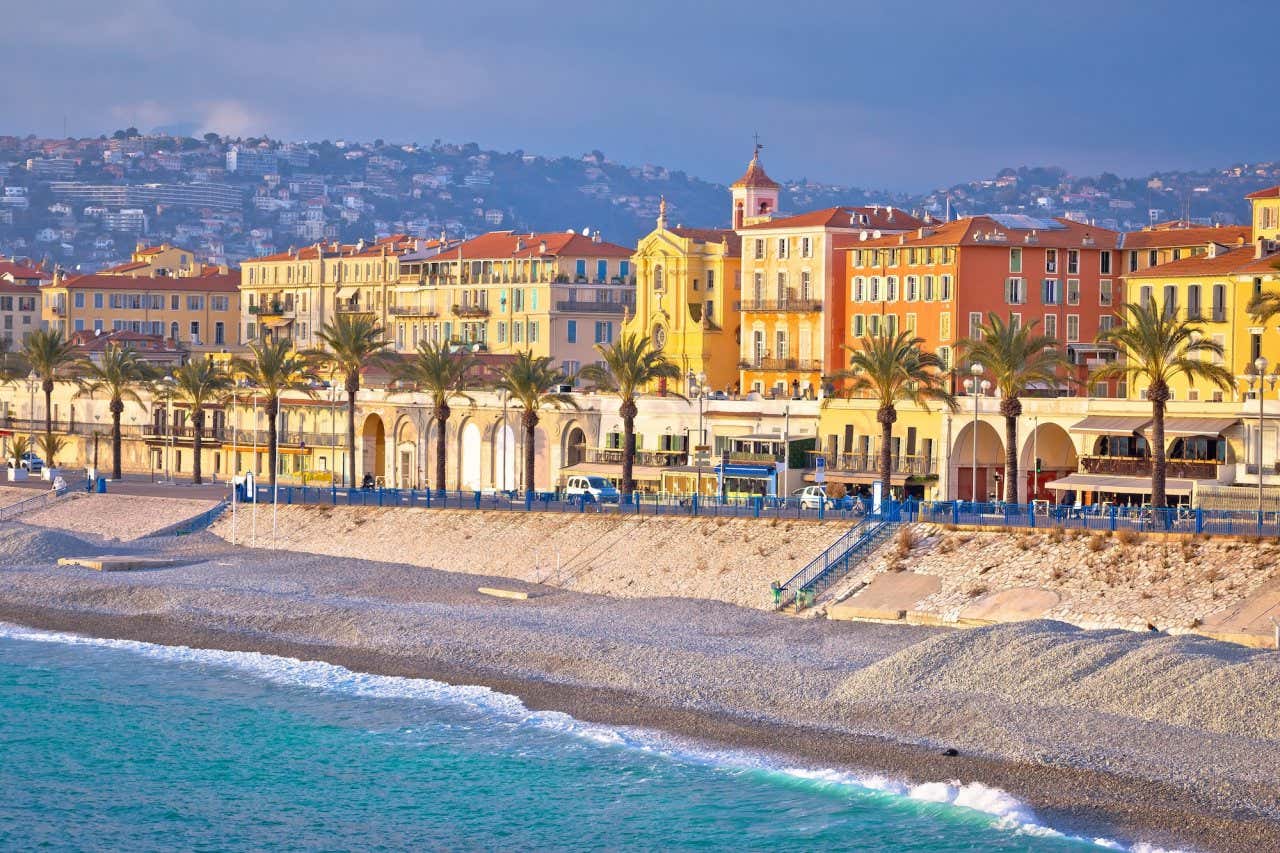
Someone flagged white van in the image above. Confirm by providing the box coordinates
[564,475,621,503]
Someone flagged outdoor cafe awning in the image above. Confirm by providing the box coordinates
[1141,417,1239,438]
[560,462,667,481]
[260,316,294,329]
[804,470,909,485]
[1044,473,1201,496]
[1069,415,1151,435]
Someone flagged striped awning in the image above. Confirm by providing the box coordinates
[1043,473,1201,496]
[1142,417,1239,438]
[1070,415,1151,434]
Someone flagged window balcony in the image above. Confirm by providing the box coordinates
[554,300,632,314]
[389,305,438,317]
[451,304,491,318]
[582,447,686,467]
[739,298,822,313]
[1080,455,1221,479]
[815,452,935,476]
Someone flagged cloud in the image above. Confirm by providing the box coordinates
[197,100,272,138]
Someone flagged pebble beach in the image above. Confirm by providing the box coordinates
[0,517,1277,852]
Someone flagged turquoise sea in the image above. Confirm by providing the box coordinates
[0,625,1139,851]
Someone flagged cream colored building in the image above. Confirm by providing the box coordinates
[394,230,635,376]
[239,235,434,348]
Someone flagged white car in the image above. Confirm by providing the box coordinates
[791,485,829,510]
[564,475,621,504]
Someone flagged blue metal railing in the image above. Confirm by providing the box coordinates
[240,484,886,521]
[146,498,231,537]
[772,506,904,611]
[914,499,1280,537]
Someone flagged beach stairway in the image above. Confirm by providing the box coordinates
[772,515,897,613]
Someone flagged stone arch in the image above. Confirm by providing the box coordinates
[490,417,517,491]
[459,419,483,491]
[360,412,386,483]
[1019,421,1078,502]
[562,422,587,468]
[951,419,1004,501]
[394,415,419,489]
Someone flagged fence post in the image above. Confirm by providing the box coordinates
[818,499,825,521]
[753,496,762,519]
[1109,504,1117,531]
[525,491,533,512]
[1027,503,1034,529]
[1195,507,1203,534]
[691,494,699,517]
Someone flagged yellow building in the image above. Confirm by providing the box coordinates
[239,235,425,348]
[626,198,741,393]
[104,242,202,277]
[43,267,241,353]
[394,230,635,376]
[1119,223,1251,275]
[1121,186,1280,402]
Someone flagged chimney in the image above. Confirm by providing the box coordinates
[539,240,547,254]
[887,205,894,221]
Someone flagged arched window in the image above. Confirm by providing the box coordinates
[653,265,664,291]
[170,322,179,341]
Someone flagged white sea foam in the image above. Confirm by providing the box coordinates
[0,622,1192,852]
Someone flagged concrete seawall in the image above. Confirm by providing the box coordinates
[210,506,851,610]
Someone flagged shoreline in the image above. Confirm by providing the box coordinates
[0,600,1270,853]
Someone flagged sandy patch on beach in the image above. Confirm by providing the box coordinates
[825,524,1280,635]
[22,493,221,541]
[210,505,850,610]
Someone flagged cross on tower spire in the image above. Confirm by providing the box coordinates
[752,131,763,159]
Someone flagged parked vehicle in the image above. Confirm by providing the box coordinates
[16,452,43,472]
[791,485,855,510]
[564,475,620,503]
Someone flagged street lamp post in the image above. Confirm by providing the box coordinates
[963,363,990,503]
[1243,357,1279,515]
[329,381,340,487]
[686,370,708,498]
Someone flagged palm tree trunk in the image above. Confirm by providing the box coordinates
[110,398,123,480]
[523,410,539,494]
[267,396,279,489]
[1003,415,1019,503]
[191,408,204,485]
[42,379,53,455]
[620,398,638,497]
[346,374,359,489]
[877,404,896,505]
[434,404,450,495]
[1150,390,1168,508]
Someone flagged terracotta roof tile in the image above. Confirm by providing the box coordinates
[854,215,1120,250]
[1121,224,1251,250]
[429,231,633,262]
[53,271,241,293]
[730,153,780,190]
[739,206,927,232]
[667,227,742,255]
[0,260,47,280]
[1125,245,1280,278]
[1246,185,1280,199]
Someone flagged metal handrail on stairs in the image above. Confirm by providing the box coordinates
[772,514,896,611]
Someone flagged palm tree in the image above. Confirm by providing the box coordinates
[577,333,684,496]
[957,313,1070,503]
[231,340,317,489]
[22,328,78,453]
[314,314,393,487]
[76,344,154,480]
[1092,300,1233,507]
[396,341,479,494]
[493,352,578,494]
[827,330,957,501]
[171,357,233,485]
[36,433,66,469]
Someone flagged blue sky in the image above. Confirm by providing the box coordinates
[2,0,1269,191]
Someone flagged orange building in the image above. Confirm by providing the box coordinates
[845,215,1123,396]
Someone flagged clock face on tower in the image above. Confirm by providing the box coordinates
[652,324,667,351]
